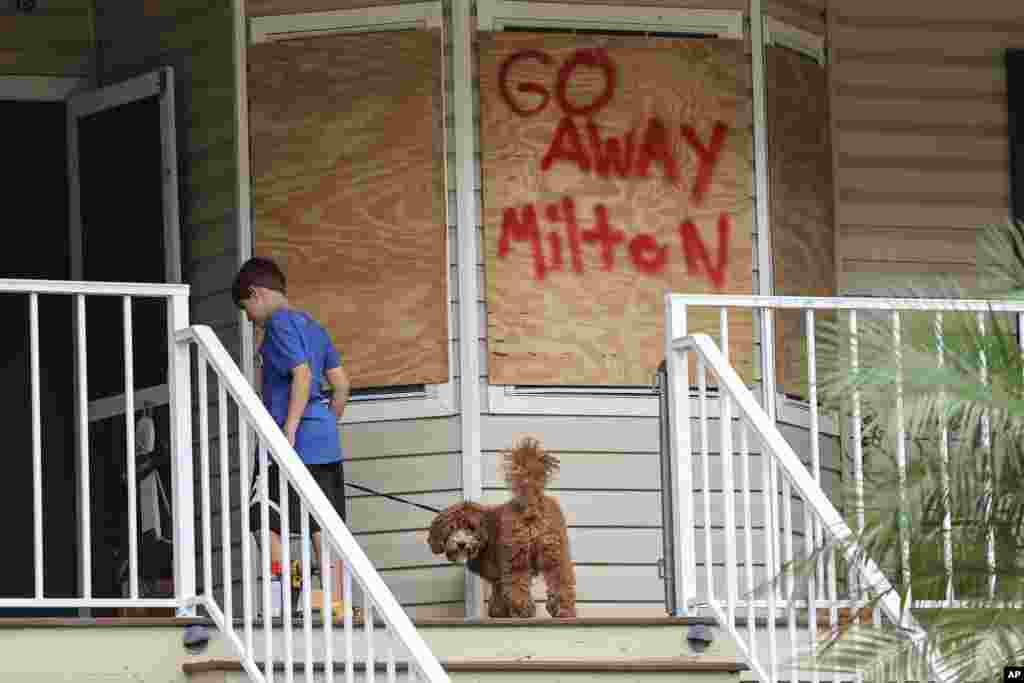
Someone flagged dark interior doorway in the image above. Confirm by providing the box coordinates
[0,91,172,613]
[76,92,172,606]
[0,99,78,608]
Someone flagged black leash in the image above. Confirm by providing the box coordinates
[344,482,441,514]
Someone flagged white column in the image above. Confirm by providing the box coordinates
[168,291,197,615]
[452,0,485,619]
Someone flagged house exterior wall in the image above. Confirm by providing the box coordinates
[1,1,96,78]
[829,0,1022,295]
[95,0,242,355]
[94,0,244,608]
[473,0,832,615]
[7,0,1018,625]
[238,0,838,617]
[242,1,464,617]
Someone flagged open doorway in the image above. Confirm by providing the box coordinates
[0,96,78,609]
[0,71,181,613]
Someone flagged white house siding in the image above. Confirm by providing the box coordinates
[829,0,1022,296]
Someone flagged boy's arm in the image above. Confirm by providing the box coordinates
[284,363,313,446]
[253,326,264,395]
[326,364,350,419]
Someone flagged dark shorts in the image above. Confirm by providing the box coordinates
[249,458,346,538]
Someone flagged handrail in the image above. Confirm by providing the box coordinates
[667,292,1024,313]
[0,278,190,297]
[180,324,450,683]
[672,333,954,683]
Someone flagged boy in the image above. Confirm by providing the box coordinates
[232,257,350,615]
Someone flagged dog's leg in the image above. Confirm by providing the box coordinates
[487,581,510,618]
[540,557,577,617]
[540,518,577,618]
[502,571,535,618]
[500,545,536,618]
[555,560,577,618]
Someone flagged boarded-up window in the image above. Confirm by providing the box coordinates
[249,31,447,388]
[767,46,836,398]
[480,33,755,386]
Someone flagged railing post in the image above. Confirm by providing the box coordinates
[168,291,197,614]
[665,295,695,614]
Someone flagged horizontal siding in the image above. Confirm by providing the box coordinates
[247,0,431,16]
[831,0,1021,293]
[195,420,463,609]
[0,2,95,77]
[479,413,833,608]
[346,417,460,458]
[767,0,825,35]
[245,0,782,18]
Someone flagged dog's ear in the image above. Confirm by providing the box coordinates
[470,511,489,545]
[460,503,488,542]
[427,511,450,555]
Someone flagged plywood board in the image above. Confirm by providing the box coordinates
[767,46,835,399]
[249,31,448,388]
[480,33,755,386]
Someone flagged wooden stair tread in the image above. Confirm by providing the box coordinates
[184,656,749,674]
[0,617,206,629]
[221,615,720,629]
[0,615,718,629]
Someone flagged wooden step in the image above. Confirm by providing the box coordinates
[218,615,741,662]
[0,615,750,682]
[184,656,748,682]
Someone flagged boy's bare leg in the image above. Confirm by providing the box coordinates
[269,531,282,567]
[313,531,345,605]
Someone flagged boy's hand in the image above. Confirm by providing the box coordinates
[330,396,345,419]
[325,365,350,421]
[284,420,299,447]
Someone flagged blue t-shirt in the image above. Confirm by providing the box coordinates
[260,309,342,464]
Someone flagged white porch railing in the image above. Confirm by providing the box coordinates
[664,294,1024,683]
[0,278,447,683]
[0,279,193,613]
[179,324,450,683]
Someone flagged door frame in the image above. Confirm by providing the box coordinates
[0,76,87,102]
[65,68,183,610]
[67,67,182,284]
[0,75,86,613]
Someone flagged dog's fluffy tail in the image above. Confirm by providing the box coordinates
[504,437,559,501]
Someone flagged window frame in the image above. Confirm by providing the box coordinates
[245,1,456,423]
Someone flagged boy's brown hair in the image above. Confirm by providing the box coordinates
[232,257,286,307]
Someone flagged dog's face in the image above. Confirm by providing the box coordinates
[428,503,488,564]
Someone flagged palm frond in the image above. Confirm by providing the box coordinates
[977,219,1024,299]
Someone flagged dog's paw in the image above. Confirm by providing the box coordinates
[545,595,576,618]
[488,593,510,618]
[507,598,536,618]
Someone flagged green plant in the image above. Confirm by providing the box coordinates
[772,221,1024,682]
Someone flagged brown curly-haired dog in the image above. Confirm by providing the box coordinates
[427,438,576,618]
